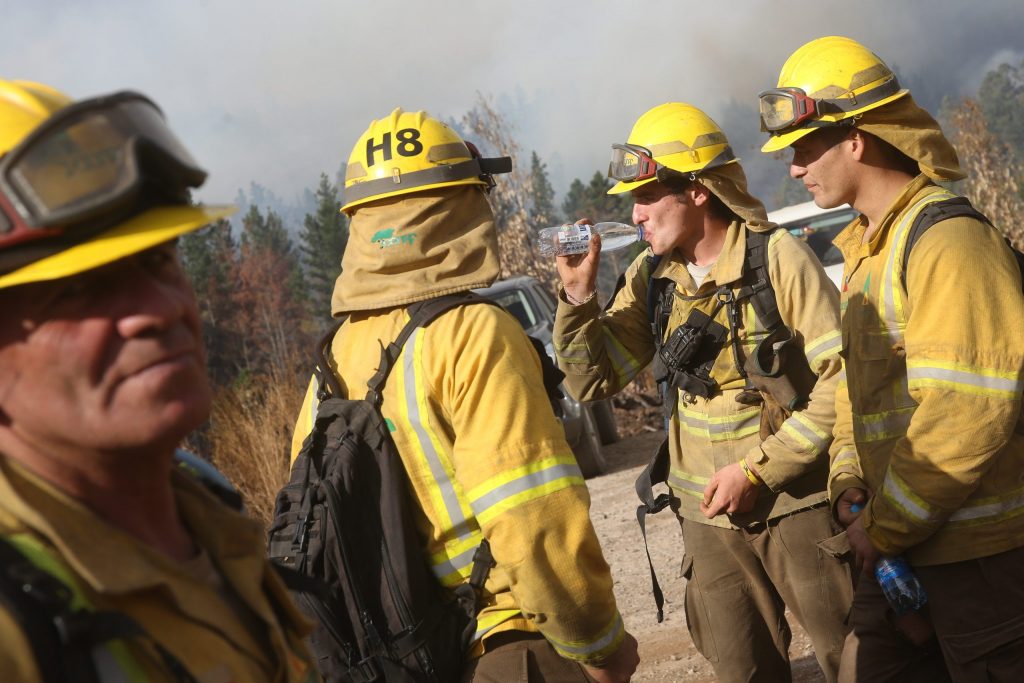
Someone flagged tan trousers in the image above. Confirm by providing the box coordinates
[680,506,853,683]
[462,632,594,682]
[838,544,1024,682]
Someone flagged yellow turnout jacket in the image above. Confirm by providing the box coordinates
[829,174,1024,565]
[291,303,624,664]
[554,221,843,527]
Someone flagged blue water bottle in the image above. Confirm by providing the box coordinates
[850,503,928,615]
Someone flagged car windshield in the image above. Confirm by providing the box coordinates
[784,208,858,267]
[487,289,537,329]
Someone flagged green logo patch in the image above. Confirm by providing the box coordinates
[371,227,416,249]
[384,418,396,432]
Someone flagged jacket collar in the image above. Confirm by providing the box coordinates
[651,219,747,292]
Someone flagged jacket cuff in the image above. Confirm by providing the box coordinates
[744,446,782,492]
[544,610,625,665]
[828,474,868,522]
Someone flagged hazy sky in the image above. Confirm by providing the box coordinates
[6,0,1023,209]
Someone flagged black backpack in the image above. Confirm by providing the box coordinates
[267,292,499,683]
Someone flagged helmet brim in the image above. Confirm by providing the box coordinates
[607,176,657,195]
[0,203,235,289]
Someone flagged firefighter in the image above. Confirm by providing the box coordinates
[0,80,319,681]
[290,108,639,682]
[760,35,1024,680]
[553,102,853,682]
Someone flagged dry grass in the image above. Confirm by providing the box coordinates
[203,365,309,528]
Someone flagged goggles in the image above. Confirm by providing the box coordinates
[758,78,903,133]
[0,91,207,275]
[608,143,659,183]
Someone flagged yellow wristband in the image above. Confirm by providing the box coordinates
[740,459,762,486]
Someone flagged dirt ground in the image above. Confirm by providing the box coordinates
[587,426,827,682]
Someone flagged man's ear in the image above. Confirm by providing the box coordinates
[848,129,868,162]
[689,182,712,207]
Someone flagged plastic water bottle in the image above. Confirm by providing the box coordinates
[537,222,643,257]
[874,556,928,616]
[847,503,928,616]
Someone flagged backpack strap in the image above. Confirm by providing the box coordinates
[737,228,783,332]
[633,438,672,623]
[0,536,80,683]
[0,536,199,683]
[900,196,993,293]
[365,292,496,405]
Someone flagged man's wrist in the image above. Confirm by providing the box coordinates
[564,288,596,306]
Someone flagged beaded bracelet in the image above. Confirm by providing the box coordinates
[740,459,763,486]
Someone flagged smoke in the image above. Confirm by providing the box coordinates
[2,0,1021,211]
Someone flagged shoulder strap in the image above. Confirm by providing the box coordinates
[900,196,992,292]
[0,536,79,683]
[0,536,200,683]
[310,293,498,407]
[364,292,495,405]
[633,438,672,623]
[739,228,783,332]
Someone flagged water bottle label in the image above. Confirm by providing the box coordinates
[557,224,592,255]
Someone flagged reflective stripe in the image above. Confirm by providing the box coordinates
[668,469,709,499]
[94,649,135,683]
[468,458,584,527]
[853,406,915,443]
[601,328,643,384]
[880,468,935,524]
[401,329,474,538]
[831,445,858,471]
[679,405,761,442]
[882,191,956,342]
[546,611,625,659]
[473,608,522,644]
[430,535,483,586]
[907,361,1024,400]
[308,375,320,430]
[554,340,592,363]
[949,485,1024,525]
[778,411,832,454]
[804,329,842,369]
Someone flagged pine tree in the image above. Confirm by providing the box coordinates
[299,174,349,321]
[528,151,559,226]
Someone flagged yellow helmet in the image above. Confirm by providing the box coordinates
[760,36,909,153]
[341,108,511,214]
[0,79,233,290]
[607,102,737,195]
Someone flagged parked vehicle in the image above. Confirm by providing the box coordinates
[474,276,619,478]
[767,200,858,289]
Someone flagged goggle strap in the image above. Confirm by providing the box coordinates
[343,156,511,205]
[817,77,902,114]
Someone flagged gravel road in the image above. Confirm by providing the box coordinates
[587,430,827,682]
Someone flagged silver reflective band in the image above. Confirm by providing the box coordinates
[343,156,511,206]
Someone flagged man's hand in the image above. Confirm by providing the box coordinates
[555,219,601,304]
[836,487,868,527]
[846,516,881,575]
[582,632,639,683]
[701,462,759,518]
